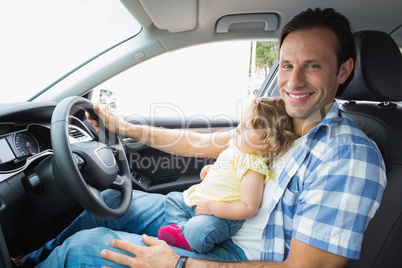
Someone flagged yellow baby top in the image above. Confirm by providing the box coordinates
[183,139,274,207]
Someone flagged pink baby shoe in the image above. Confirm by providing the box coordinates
[158,224,192,251]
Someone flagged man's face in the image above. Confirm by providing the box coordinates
[278,28,350,129]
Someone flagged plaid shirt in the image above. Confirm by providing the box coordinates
[260,102,386,261]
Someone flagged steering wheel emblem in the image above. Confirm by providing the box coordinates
[95,147,116,167]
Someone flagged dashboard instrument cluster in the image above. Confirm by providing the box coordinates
[0,124,51,172]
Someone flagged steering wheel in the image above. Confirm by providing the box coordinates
[51,96,132,220]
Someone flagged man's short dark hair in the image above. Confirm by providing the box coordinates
[278,8,356,97]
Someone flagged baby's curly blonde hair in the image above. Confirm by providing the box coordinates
[250,97,298,166]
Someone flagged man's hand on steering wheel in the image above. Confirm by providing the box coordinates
[86,104,128,136]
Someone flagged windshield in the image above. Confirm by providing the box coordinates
[0,0,141,104]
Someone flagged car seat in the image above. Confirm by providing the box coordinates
[338,30,402,268]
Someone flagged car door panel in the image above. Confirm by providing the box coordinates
[122,116,237,194]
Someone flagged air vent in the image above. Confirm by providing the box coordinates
[69,127,85,139]
[69,126,92,143]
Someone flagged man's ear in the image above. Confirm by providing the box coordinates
[337,58,354,84]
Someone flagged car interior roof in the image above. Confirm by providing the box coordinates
[121,0,402,50]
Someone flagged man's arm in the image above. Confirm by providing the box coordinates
[124,122,229,158]
[187,238,349,267]
[100,235,349,268]
[87,104,230,158]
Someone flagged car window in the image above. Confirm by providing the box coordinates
[0,0,140,103]
[92,41,278,120]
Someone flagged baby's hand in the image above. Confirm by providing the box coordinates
[195,200,213,215]
[200,164,212,180]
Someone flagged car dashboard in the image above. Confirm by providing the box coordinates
[0,124,52,177]
[0,102,92,240]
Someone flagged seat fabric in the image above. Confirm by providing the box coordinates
[338,30,402,268]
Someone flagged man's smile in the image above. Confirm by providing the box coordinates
[287,92,313,99]
[286,92,314,104]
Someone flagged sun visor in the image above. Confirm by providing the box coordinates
[139,0,198,33]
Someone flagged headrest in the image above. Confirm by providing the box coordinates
[338,30,402,102]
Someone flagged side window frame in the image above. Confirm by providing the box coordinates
[258,58,279,98]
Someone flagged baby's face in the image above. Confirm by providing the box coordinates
[233,105,264,155]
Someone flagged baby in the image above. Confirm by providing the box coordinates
[158,97,297,253]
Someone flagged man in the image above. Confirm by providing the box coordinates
[21,8,386,268]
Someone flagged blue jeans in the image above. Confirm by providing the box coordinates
[21,189,247,268]
[164,192,244,254]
